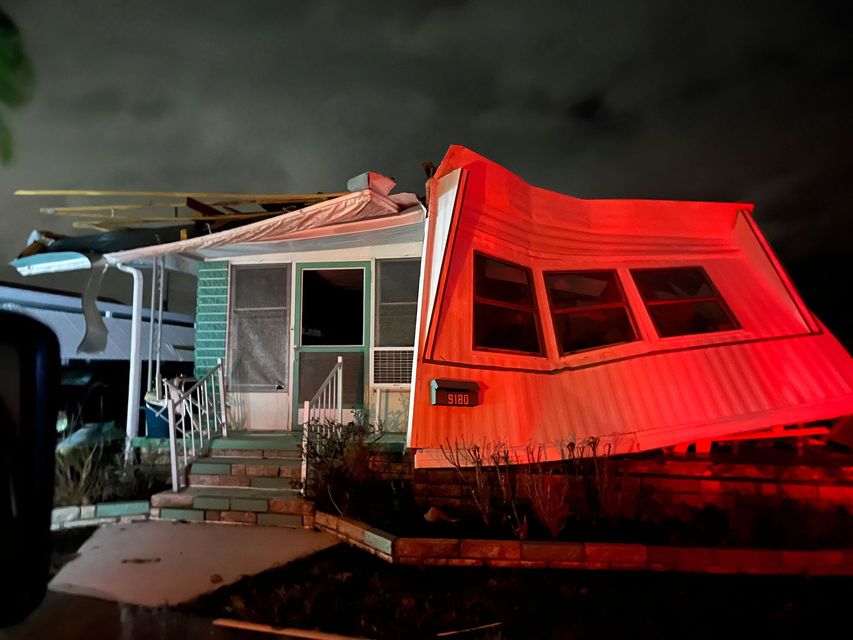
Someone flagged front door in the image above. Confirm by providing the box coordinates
[292,262,370,428]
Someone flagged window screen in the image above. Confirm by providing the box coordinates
[544,270,637,354]
[228,265,290,390]
[473,254,542,355]
[376,259,420,347]
[632,267,739,338]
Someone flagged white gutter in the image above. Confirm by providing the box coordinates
[116,263,144,459]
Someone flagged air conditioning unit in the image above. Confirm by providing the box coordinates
[371,347,414,387]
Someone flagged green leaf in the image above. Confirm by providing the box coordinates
[0,113,12,164]
[0,10,35,108]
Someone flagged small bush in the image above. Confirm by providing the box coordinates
[54,444,108,506]
[302,414,414,522]
[54,442,170,507]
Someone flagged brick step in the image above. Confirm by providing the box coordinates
[209,433,301,459]
[188,456,301,488]
[150,486,312,528]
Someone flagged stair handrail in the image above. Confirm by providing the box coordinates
[301,356,343,493]
[165,358,227,492]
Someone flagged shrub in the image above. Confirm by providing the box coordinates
[54,441,170,506]
[302,414,413,522]
[520,445,570,539]
[54,444,108,506]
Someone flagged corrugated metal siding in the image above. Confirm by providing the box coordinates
[194,261,228,377]
[412,335,853,455]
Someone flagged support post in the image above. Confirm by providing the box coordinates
[217,358,227,437]
[146,259,156,393]
[336,356,343,425]
[155,257,165,395]
[116,263,143,460]
[301,400,310,494]
[167,385,179,492]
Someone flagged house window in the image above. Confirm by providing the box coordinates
[631,267,739,338]
[228,265,290,390]
[375,259,420,347]
[544,270,637,354]
[473,254,543,355]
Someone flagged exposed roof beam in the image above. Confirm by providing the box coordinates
[67,211,279,228]
[16,189,348,200]
[186,197,225,217]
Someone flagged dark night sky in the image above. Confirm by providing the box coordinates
[1,1,851,343]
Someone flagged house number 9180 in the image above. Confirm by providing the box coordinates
[446,393,470,405]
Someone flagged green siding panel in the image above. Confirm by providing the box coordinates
[195,261,229,378]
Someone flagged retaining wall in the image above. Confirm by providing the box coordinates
[315,511,853,576]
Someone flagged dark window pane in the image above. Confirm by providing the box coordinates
[648,300,737,337]
[376,259,420,347]
[553,308,635,354]
[297,351,365,406]
[633,267,715,301]
[232,266,289,309]
[229,310,289,388]
[378,259,420,303]
[474,302,541,353]
[301,269,364,345]
[376,303,417,347]
[475,254,534,307]
[545,271,624,309]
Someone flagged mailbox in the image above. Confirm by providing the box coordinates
[430,379,480,407]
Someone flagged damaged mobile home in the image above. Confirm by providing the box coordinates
[12,146,853,476]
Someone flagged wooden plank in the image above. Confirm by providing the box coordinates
[67,211,280,226]
[17,189,348,200]
[212,618,369,639]
[39,194,342,216]
[186,197,225,218]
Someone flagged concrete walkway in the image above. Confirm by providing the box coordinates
[49,520,338,607]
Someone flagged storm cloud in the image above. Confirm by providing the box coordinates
[1,0,851,341]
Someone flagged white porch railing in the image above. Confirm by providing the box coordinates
[301,356,343,492]
[164,358,228,492]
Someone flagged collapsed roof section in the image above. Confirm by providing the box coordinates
[11,172,422,274]
[103,188,422,263]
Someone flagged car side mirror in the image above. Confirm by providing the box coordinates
[0,312,60,626]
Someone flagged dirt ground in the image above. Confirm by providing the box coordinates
[187,543,852,640]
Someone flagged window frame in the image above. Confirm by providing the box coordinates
[543,268,639,356]
[472,251,546,357]
[630,266,740,338]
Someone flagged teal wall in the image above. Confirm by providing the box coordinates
[194,261,229,377]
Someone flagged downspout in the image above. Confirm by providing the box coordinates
[146,258,157,393]
[116,263,144,459]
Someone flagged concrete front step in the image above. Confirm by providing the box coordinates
[209,432,301,459]
[188,455,301,489]
[151,486,313,528]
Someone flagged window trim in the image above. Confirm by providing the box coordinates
[630,266,740,338]
[472,251,546,357]
[543,268,639,356]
